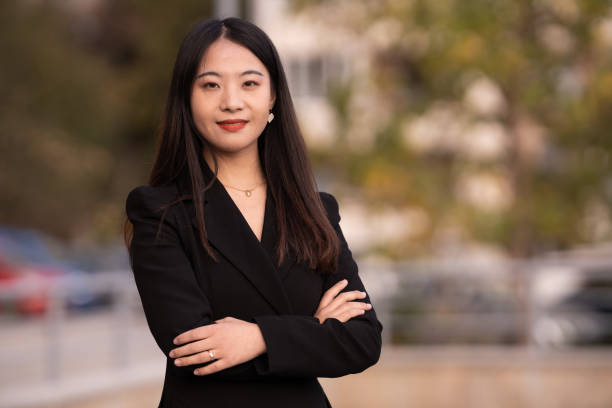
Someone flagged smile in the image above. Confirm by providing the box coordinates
[216,119,248,132]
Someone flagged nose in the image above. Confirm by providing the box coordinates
[219,83,244,112]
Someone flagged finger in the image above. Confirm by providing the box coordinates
[338,308,369,323]
[318,279,348,310]
[321,301,370,323]
[173,324,215,345]
[170,338,214,358]
[337,290,367,302]
[325,290,366,312]
[194,358,228,375]
[175,348,220,367]
[333,301,372,317]
[329,302,371,323]
[318,308,363,325]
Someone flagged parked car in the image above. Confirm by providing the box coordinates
[0,227,114,315]
[532,264,612,347]
[0,255,46,314]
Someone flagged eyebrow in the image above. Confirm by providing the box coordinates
[195,70,264,79]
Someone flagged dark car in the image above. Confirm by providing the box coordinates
[532,265,612,346]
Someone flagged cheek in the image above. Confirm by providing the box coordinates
[190,97,213,126]
[252,104,270,128]
[253,93,273,118]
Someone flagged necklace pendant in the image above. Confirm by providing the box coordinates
[245,190,252,197]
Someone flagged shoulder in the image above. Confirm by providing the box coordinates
[318,191,340,224]
[125,184,179,220]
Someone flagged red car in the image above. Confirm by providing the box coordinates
[0,239,64,316]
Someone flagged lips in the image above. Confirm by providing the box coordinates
[216,119,248,132]
[217,119,248,124]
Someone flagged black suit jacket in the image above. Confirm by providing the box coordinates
[125,160,383,408]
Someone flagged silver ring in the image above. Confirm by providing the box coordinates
[208,350,214,360]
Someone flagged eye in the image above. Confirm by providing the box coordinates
[202,82,219,89]
[243,80,259,87]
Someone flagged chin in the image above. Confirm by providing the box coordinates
[214,140,260,155]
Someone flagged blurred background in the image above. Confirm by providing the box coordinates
[1,0,612,407]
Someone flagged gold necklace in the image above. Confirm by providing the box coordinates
[221,180,266,197]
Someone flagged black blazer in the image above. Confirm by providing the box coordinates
[125,161,383,408]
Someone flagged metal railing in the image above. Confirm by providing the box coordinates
[1,251,611,406]
[361,252,612,349]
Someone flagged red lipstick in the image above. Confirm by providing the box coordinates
[217,119,248,132]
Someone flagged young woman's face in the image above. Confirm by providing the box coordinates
[191,38,275,157]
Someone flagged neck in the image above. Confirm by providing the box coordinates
[203,146,265,188]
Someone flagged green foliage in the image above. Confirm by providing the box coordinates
[0,1,213,241]
[3,0,611,256]
[301,0,612,256]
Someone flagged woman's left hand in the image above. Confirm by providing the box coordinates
[169,317,267,375]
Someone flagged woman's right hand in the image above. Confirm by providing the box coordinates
[314,279,372,324]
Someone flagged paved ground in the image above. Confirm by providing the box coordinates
[321,346,612,408]
[2,310,612,408]
[45,347,612,408]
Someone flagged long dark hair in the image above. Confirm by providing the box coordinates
[124,17,340,274]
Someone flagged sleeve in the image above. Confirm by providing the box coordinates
[252,192,383,378]
[126,186,265,379]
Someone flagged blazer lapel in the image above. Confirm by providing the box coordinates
[259,194,298,282]
[177,157,294,315]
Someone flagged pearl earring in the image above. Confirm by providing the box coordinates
[267,111,274,123]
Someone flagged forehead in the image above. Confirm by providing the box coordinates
[199,38,267,74]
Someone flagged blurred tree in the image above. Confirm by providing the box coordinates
[2,0,611,258]
[0,0,212,242]
[295,0,612,258]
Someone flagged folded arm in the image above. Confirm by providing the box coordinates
[126,186,266,379]
[252,192,383,378]
[128,187,382,379]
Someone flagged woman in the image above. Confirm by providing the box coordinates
[124,17,382,407]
